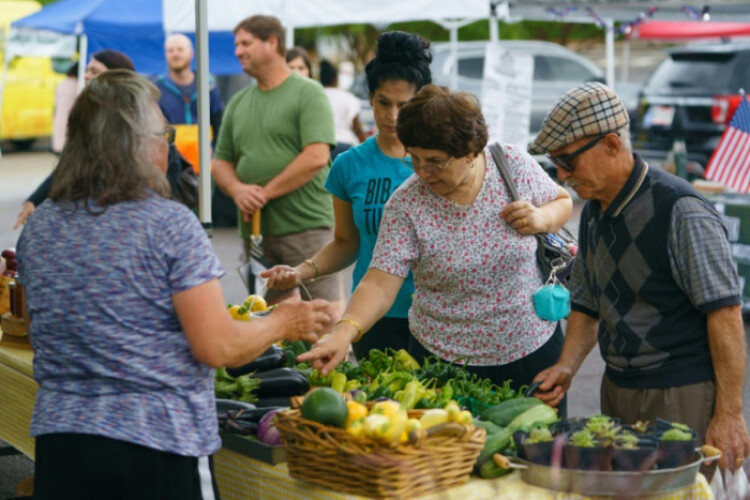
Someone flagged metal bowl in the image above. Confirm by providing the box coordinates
[515,451,717,496]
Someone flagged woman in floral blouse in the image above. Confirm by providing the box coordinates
[300,85,572,395]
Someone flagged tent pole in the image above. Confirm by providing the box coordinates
[195,0,212,235]
[286,24,294,51]
[620,39,630,90]
[605,18,615,90]
[77,35,87,93]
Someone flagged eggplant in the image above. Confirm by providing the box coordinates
[255,367,310,399]
[216,398,256,415]
[254,397,292,409]
[232,406,286,424]
[222,419,258,436]
[226,345,287,377]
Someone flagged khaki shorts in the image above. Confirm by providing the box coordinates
[243,228,342,303]
[600,373,715,444]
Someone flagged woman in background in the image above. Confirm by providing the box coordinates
[285,46,312,78]
[14,50,138,229]
[263,31,432,361]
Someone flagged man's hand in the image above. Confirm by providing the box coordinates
[231,183,266,220]
[532,363,574,408]
[705,411,750,469]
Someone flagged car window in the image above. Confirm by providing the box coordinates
[540,56,597,82]
[457,57,484,79]
[644,52,738,93]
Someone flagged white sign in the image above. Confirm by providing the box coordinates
[481,44,532,147]
[5,28,77,59]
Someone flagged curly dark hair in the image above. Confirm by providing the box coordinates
[396,84,489,158]
[365,31,432,96]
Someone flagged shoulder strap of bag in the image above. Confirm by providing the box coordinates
[488,142,520,202]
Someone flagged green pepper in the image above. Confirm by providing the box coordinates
[395,349,420,371]
[397,380,422,410]
[370,385,394,400]
[330,372,347,393]
[343,379,360,392]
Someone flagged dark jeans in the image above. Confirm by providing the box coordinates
[408,324,567,417]
[352,316,411,361]
[34,433,221,500]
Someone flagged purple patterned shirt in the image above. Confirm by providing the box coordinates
[17,194,225,456]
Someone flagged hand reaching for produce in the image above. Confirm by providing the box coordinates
[532,363,573,408]
[261,265,301,291]
[500,200,552,235]
[274,298,334,343]
[297,328,352,376]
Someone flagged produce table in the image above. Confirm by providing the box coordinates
[0,343,35,459]
[0,336,713,499]
[213,447,712,500]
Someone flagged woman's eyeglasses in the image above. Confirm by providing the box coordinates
[545,132,618,173]
[403,155,453,173]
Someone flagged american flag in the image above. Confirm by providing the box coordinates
[705,96,750,192]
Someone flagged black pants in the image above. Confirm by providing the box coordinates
[352,316,411,361]
[408,324,567,417]
[34,433,221,500]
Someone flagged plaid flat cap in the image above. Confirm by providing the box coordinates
[528,82,629,155]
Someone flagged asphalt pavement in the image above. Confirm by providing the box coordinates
[1,147,749,497]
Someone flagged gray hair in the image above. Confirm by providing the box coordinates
[50,69,170,212]
[617,124,632,153]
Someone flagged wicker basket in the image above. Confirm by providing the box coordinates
[275,409,485,499]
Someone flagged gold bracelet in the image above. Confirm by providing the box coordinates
[336,318,365,342]
[303,259,318,281]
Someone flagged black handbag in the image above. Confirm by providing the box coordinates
[166,145,199,210]
[488,143,577,285]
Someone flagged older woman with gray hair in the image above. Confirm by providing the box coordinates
[16,69,333,499]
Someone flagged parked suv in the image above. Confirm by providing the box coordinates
[633,41,750,178]
[430,40,605,135]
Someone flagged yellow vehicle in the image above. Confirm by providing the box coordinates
[1,0,64,148]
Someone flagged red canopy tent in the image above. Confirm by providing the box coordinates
[631,21,750,40]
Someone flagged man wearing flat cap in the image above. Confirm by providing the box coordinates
[532,82,750,470]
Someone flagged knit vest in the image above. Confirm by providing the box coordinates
[577,158,716,389]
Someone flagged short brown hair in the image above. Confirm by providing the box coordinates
[50,69,170,212]
[234,15,285,56]
[396,84,488,158]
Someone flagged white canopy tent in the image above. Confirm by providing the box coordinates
[167,0,499,228]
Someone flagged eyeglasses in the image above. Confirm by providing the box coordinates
[163,125,176,144]
[403,154,453,173]
[545,132,618,173]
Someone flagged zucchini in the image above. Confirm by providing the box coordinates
[476,427,513,467]
[481,397,543,426]
[473,419,504,436]
[478,458,512,479]
[507,404,558,433]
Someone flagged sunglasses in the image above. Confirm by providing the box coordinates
[546,132,618,173]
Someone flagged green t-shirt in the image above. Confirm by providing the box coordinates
[214,72,336,238]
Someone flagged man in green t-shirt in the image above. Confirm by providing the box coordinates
[212,15,341,305]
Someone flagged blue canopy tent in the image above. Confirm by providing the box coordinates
[11,0,240,76]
